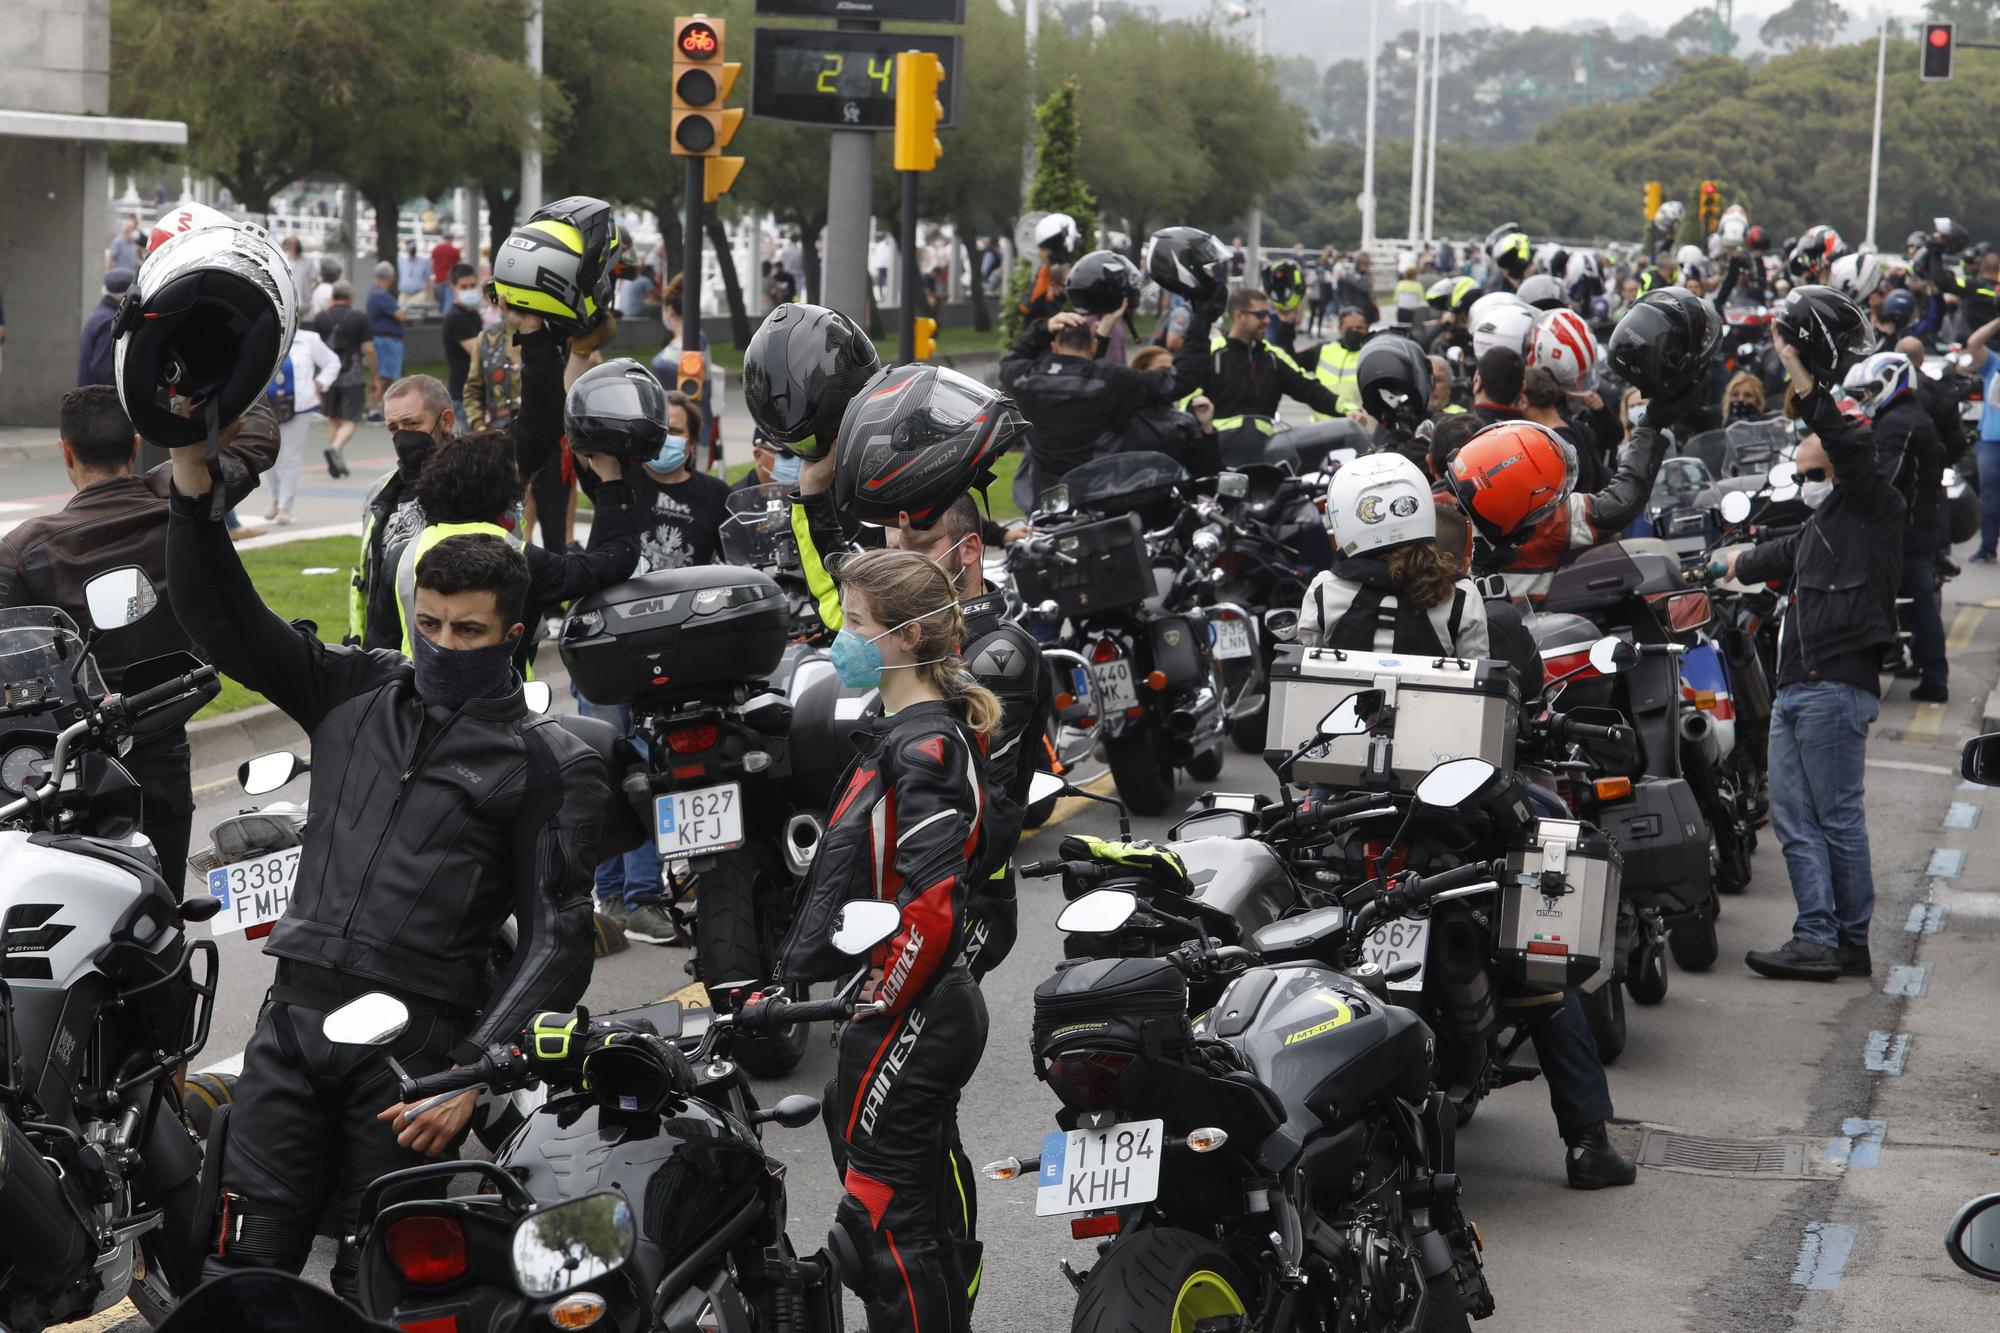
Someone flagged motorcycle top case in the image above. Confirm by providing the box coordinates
[560,565,790,705]
[1598,776,1709,916]
[1265,645,1519,789]
[1012,513,1154,619]
[1500,818,1621,995]
[1033,956,1191,1109]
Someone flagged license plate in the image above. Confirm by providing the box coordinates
[655,783,743,857]
[1209,618,1253,661]
[205,847,302,936]
[1364,916,1430,992]
[1091,659,1138,713]
[1035,1118,1164,1216]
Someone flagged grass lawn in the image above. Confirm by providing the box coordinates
[195,536,356,720]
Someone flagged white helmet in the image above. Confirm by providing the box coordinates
[114,221,297,448]
[145,200,237,257]
[1470,296,1537,362]
[1517,273,1567,310]
[1841,351,1917,419]
[1035,212,1081,263]
[1562,248,1603,298]
[1325,453,1435,556]
[1527,308,1599,394]
[1717,206,1749,250]
[1829,248,1885,301]
[1676,244,1712,284]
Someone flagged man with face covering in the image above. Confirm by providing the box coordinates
[1172,286,1345,434]
[166,445,611,1300]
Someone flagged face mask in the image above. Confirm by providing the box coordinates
[771,453,803,484]
[650,433,688,473]
[410,630,518,711]
[828,604,955,689]
[392,428,438,483]
[1727,399,1759,421]
[455,288,481,308]
[1341,330,1366,351]
[1801,478,1834,509]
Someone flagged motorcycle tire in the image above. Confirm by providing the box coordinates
[696,855,809,1079]
[182,1070,236,1141]
[1684,741,1751,894]
[1071,1227,1254,1333]
[1668,904,1721,973]
[1581,981,1627,1065]
[1422,1273,1476,1333]
[1228,701,1268,754]
[1104,728,1177,818]
[1184,746,1224,783]
[1625,940,1670,1006]
[128,1171,204,1326]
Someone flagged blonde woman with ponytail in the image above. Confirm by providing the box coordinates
[773,547,996,1333]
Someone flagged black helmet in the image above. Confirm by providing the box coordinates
[833,365,1026,527]
[1605,286,1719,400]
[1144,226,1232,301]
[1355,336,1433,436]
[1263,258,1307,311]
[491,195,618,336]
[1065,250,1143,317]
[1879,288,1918,331]
[581,1028,692,1117]
[1933,216,1972,253]
[1774,285,1872,386]
[1788,224,1844,280]
[741,302,881,460]
[565,359,669,460]
[114,220,297,448]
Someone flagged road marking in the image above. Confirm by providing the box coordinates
[1866,759,1954,776]
[1906,702,1947,737]
[1883,963,1933,998]
[1863,1031,1909,1075]
[1826,1119,1885,1169]
[1926,847,1967,878]
[660,979,711,1008]
[1946,605,1987,649]
[1943,802,1981,829]
[1904,903,1947,934]
[1790,1222,1858,1291]
[1936,886,2000,920]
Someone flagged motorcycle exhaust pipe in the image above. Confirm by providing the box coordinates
[783,813,823,878]
[1168,688,1220,739]
[0,1116,95,1277]
[1680,709,1721,764]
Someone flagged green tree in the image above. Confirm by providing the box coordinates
[1667,6,1738,55]
[1760,0,1851,51]
[998,80,1096,345]
[1926,0,2000,41]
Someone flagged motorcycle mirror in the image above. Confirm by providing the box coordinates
[1028,770,1068,805]
[1027,772,1133,840]
[1586,637,1638,676]
[1262,607,1300,643]
[321,992,411,1047]
[239,752,308,796]
[829,900,901,955]
[1719,491,1753,525]
[510,1192,636,1297]
[521,680,552,715]
[1216,470,1250,499]
[1318,689,1383,738]
[1960,732,2000,786]
[1946,1193,2000,1280]
[1766,458,1797,489]
[751,1092,823,1129]
[82,565,159,632]
[1031,484,1071,520]
[1414,757,1501,810]
[1056,888,1139,935]
[179,896,223,924]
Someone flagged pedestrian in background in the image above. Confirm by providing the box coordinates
[1964,311,2000,563]
[310,258,340,317]
[442,262,485,424]
[77,268,133,388]
[282,235,316,306]
[263,324,342,525]
[310,281,376,477]
[106,214,142,270]
[396,239,429,313]
[366,261,406,408]
[430,228,462,316]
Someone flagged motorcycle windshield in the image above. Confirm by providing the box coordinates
[1720,419,1791,477]
[1541,543,1645,613]
[0,608,104,717]
[719,483,799,569]
[1651,455,1715,511]
[1056,451,1188,512]
[1678,429,1731,478]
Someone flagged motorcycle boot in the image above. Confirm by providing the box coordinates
[1565,1122,1639,1190]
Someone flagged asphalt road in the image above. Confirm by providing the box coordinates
[70,552,2000,1333]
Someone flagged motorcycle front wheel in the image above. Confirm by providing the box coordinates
[1581,982,1627,1065]
[1071,1228,1253,1333]
[1104,727,1177,818]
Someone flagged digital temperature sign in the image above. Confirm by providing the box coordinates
[751,29,959,130]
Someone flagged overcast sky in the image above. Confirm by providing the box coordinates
[1459,0,1934,29]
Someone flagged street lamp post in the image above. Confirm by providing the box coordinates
[1407,0,1427,247]
[1423,0,1441,244]
[1360,0,1378,250]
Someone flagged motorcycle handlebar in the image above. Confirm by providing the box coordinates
[1265,792,1394,836]
[737,993,878,1034]
[399,1056,497,1104]
[1540,715,1630,747]
[1018,860,1111,884]
[118,665,219,717]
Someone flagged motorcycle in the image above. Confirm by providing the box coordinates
[341,900,903,1333]
[0,569,225,1330]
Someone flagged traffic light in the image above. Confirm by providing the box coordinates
[1644,181,1662,221]
[1922,21,1955,80]
[673,14,744,163]
[893,50,945,173]
[678,350,705,402]
[1698,181,1721,236]
[913,317,939,360]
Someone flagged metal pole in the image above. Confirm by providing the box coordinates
[521,0,544,216]
[1360,0,1378,250]
[683,158,705,405]
[1406,0,1426,247]
[1021,0,1039,210]
[1423,0,1441,245]
[1245,0,1265,276]
[1865,13,1887,249]
[824,18,880,322]
[900,171,920,362]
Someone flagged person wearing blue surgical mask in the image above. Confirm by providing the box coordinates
[610,388,730,572]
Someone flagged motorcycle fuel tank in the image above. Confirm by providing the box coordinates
[1170,836,1298,936]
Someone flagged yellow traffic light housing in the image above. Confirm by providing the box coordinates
[704,156,745,203]
[1644,181,1661,221]
[893,50,945,173]
[1697,180,1721,236]
[913,317,939,360]
[673,16,743,158]
[678,350,706,401]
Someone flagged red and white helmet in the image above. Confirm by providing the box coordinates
[146,201,237,256]
[1527,308,1599,394]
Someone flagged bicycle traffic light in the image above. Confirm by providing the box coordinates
[913,317,939,360]
[673,14,745,175]
[893,50,946,173]
[1922,22,1955,81]
[1698,181,1721,236]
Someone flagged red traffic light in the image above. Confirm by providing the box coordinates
[680,19,720,58]
[1922,21,1954,79]
[1929,25,1951,46]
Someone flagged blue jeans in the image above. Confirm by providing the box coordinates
[434,281,451,317]
[572,691,664,906]
[374,335,404,384]
[1532,992,1615,1140]
[1978,440,2000,556]
[1900,524,1947,686]
[1768,681,1878,949]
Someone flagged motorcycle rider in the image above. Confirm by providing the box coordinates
[1172,285,1346,433]
[0,386,277,893]
[999,307,1181,490]
[1846,352,1947,702]
[168,450,610,1298]
[775,548,999,1333]
[1298,454,1635,1190]
[352,374,453,648]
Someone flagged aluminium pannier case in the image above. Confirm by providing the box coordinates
[1499,818,1621,994]
[1012,513,1153,619]
[1264,645,1519,788]
[1596,776,1710,916]
[560,565,790,705]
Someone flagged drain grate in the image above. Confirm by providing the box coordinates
[1635,1129,1813,1179]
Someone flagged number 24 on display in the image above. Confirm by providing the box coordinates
[816,53,894,94]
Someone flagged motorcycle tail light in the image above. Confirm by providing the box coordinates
[666,724,720,754]
[1665,590,1711,632]
[672,763,707,781]
[1594,777,1632,801]
[1071,1213,1122,1240]
[1044,1049,1134,1105]
[385,1214,468,1288]
[1091,638,1121,665]
[400,1318,459,1333]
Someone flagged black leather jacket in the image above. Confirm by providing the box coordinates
[167,494,607,1064]
[1872,395,1943,532]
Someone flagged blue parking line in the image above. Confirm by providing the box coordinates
[1863,1031,1909,1075]
[1925,848,1967,878]
[1827,1119,1885,1170]
[1883,963,1933,998]
[1904,904,1947,934]
[1943,803,1981,829]
[1790,1222,1857,1291]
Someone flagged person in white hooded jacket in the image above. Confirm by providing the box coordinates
[262,325,341,524]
